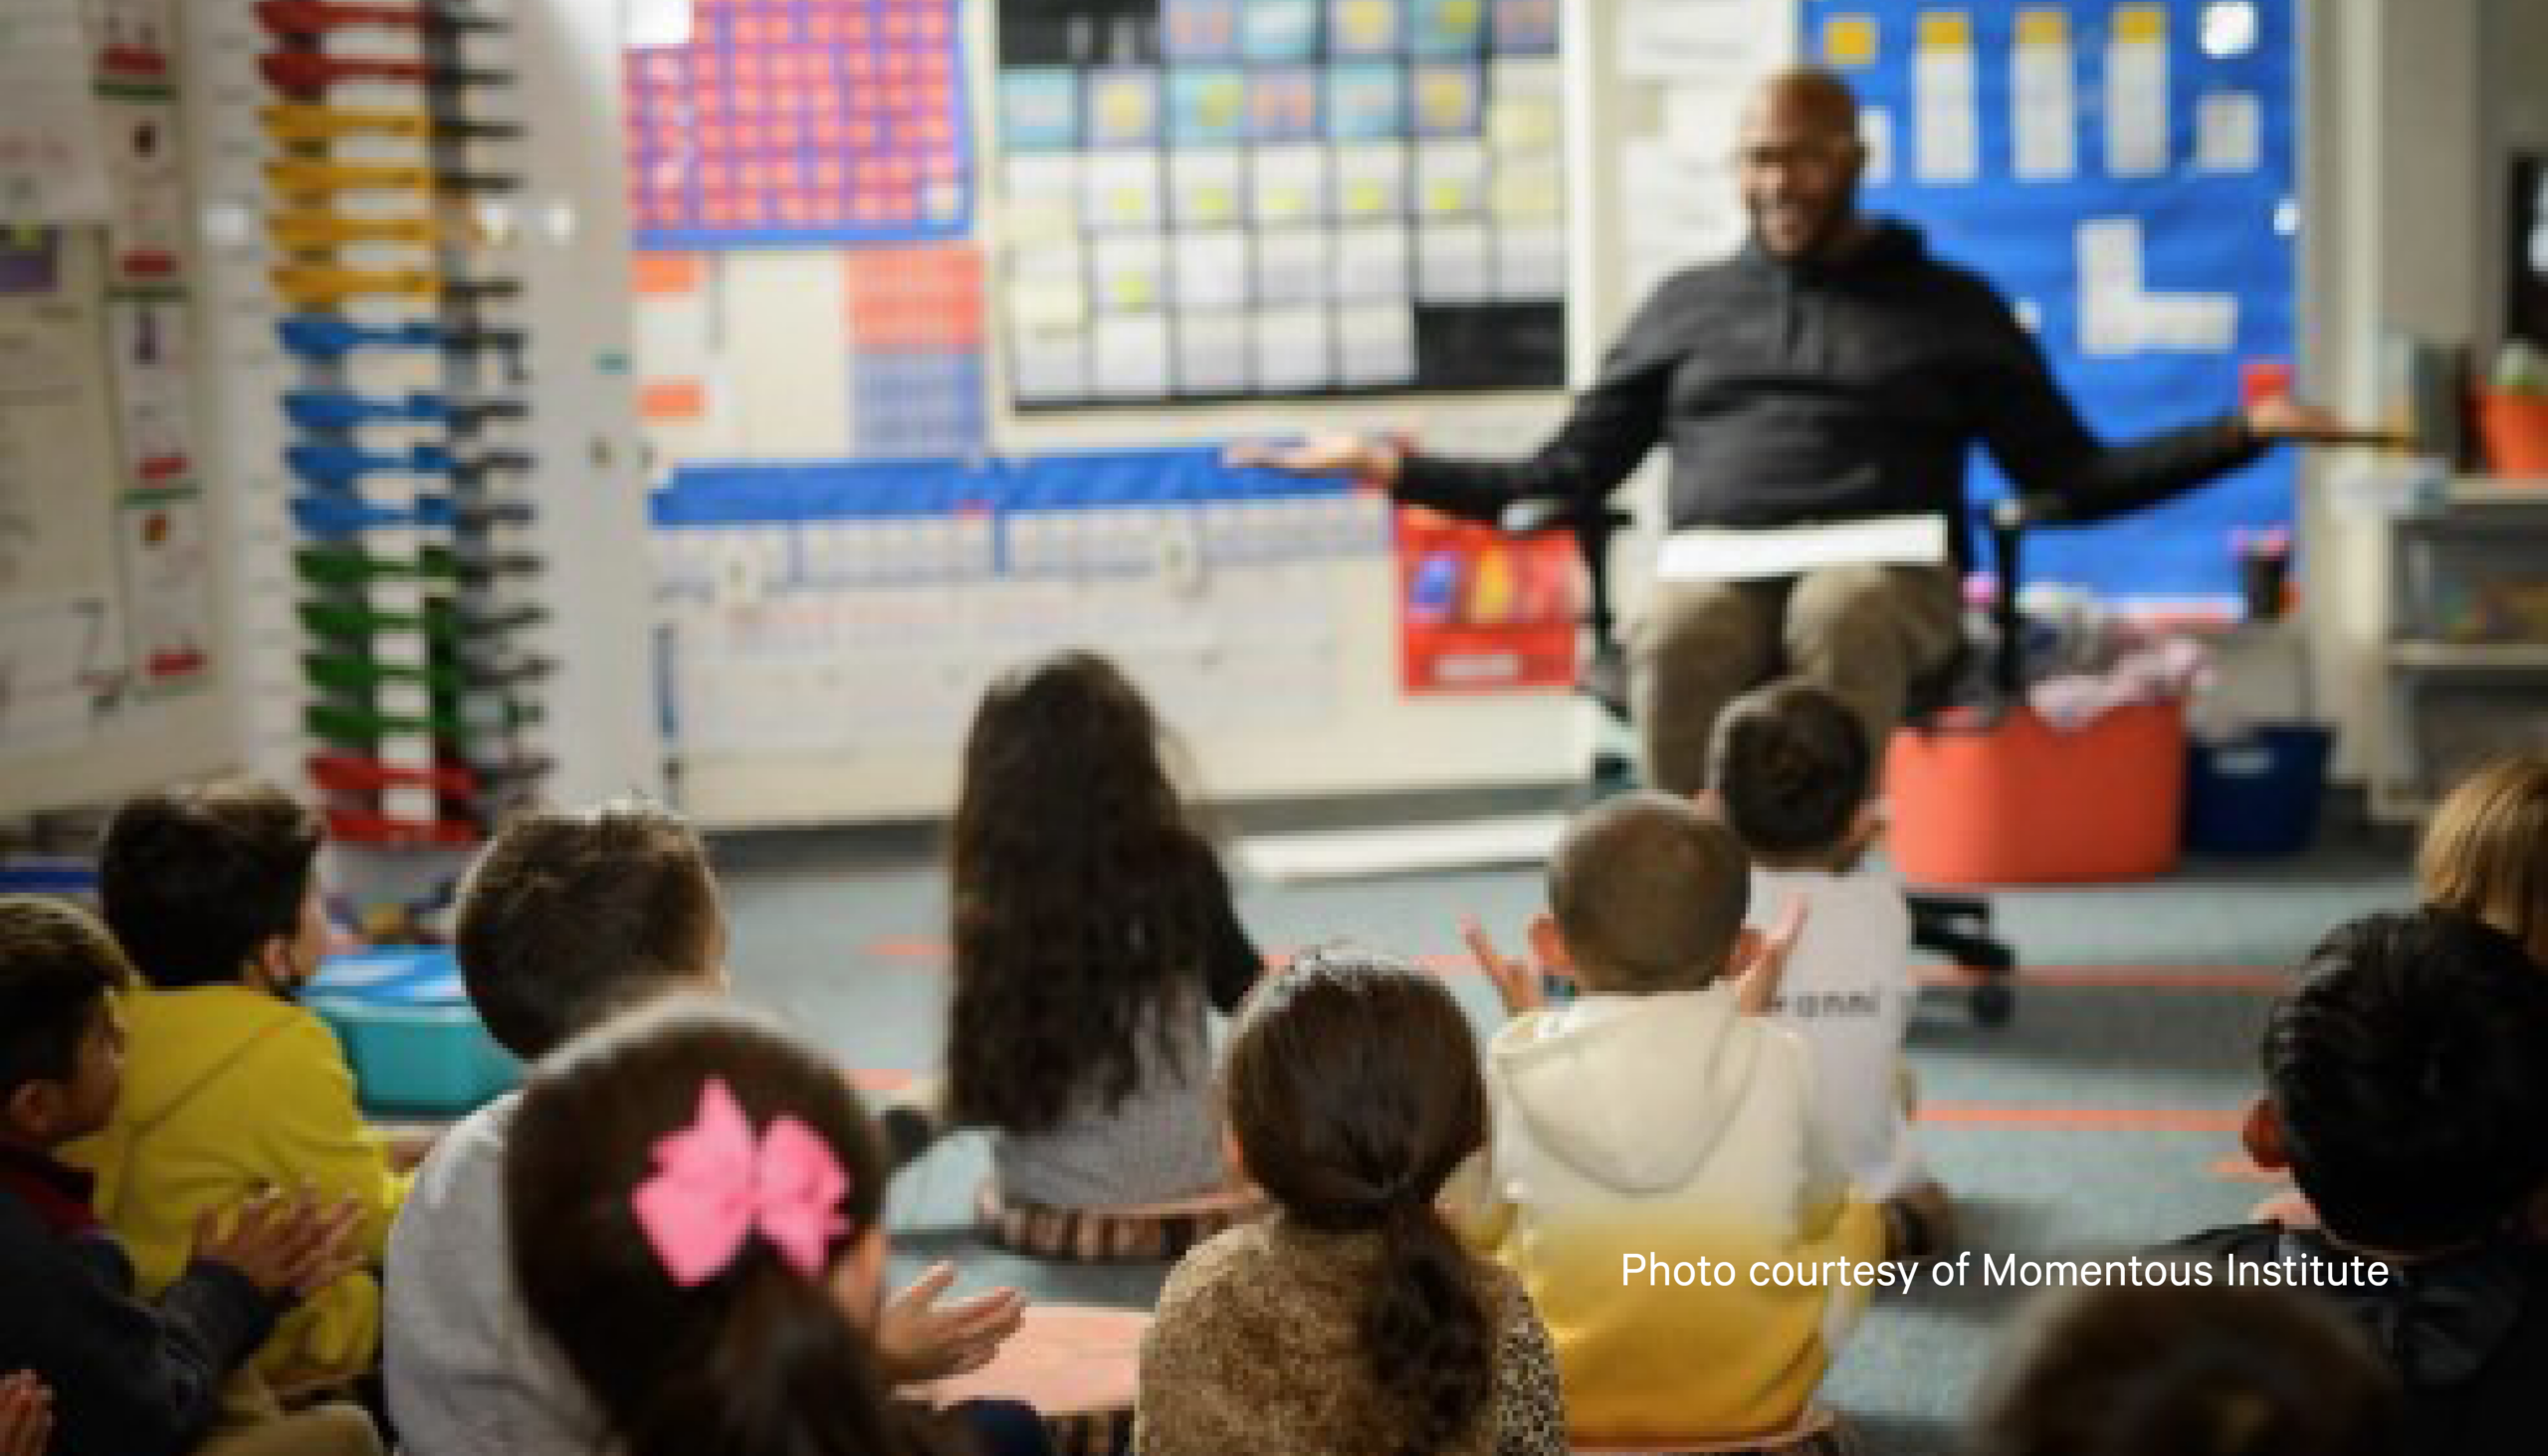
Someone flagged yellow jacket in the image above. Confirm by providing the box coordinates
[1450,983,1886,1447]
[65,985,409,1389]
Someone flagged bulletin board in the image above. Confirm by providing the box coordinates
[1,0,226,812]
[650,446,1384,756]
[623,0,973,247]
[990,0,1570,408]
[1801,0,2296,603]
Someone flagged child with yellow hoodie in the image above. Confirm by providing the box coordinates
[66,780,410,1399]
[1453,792,1884,1451]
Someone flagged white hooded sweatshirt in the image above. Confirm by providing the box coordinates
[1451,979,1884,1446]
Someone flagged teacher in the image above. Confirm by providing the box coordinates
[1239,67,2353,796]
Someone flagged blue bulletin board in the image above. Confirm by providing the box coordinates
[1800,0,2295,603]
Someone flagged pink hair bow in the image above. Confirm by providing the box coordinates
[632,1078,850,1286]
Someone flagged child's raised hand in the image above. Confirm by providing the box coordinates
[1837,801,1889,872]
[876,1261,1028,1385]
[1463,917,1548,1017]
[191,1187,366,1301]
[0,1371,52,1456]
[1733,896,1809,1017]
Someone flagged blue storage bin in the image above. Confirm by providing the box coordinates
[308,947,518,1117]
[2186,723,2334,856]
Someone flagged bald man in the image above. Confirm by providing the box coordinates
[1244,68,2346,796]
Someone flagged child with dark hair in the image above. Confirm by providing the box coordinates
[1139,947,1566,1456]
[2171,908,2548,1453]
[0,896,381,1456]
[2418,751,2548,966]
[389,799,1023,1456]
[2252,753,2548,1232]
[1456,792,1882,1450]
[1709,682,1951,1258]
[1967,1280,2400,1456]
[67,780,410,1395]
[945,651,1263,1253]
[505,997,1047,1456]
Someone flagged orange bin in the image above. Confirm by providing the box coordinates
[1884,700,2187,886]
[2476,390,2548,479]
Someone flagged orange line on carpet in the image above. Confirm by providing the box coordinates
[1918,966,2284,991]
[1917,1104,2245,1134]
[2209,1154,2285,1184]
[865,936,946,961]
[856,938,2282,993]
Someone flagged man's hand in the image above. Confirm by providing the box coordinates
[2242,397,2395,447]
[1225,433,1402,487]
[191,1189,365,1301]
[875,1263,1026,1385]
[0,1371,52,1456]
[1462,917,1550,1017]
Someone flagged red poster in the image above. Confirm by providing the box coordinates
[1396,510,1580,695]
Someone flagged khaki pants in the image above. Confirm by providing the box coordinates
[196,1403,383,1456]
[1628,562,1963,796]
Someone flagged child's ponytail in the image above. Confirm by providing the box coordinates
[1366,1196,1496,1456]
[1223,948,1498,1456]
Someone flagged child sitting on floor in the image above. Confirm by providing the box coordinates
[1452,792,1883,1451]
[0,895,380,1456]
[2252,752,2548,1231]
[1139,946,1567,1456]
[2418,751,2547,967]
[1709,681,1952,1258]
[2172,908,2548,1454]
[386,799,1025,1456]
[67,780,409,1398]
[505,998,1049,1456]
[943,651,1264,1257]
[1968,1280,2399,1456]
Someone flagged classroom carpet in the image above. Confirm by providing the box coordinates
[713,816,2412,1456]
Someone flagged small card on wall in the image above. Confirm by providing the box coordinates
[115,491,212,687]
[106,296,192,488]
[1251,144,1332,225]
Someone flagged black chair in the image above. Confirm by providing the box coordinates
[1504,497,2024,1027]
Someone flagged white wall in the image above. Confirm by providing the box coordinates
[2299,0,2525,785]
[514,0,667,806]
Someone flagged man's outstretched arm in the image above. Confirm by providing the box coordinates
[1971,295,2348,523]
[1232,277,1693,521]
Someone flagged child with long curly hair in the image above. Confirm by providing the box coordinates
[945,653,1263,1244]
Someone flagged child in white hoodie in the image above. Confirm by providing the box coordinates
[1453,792,1884,1450]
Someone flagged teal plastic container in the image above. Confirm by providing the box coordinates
[308,947,519,1117]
